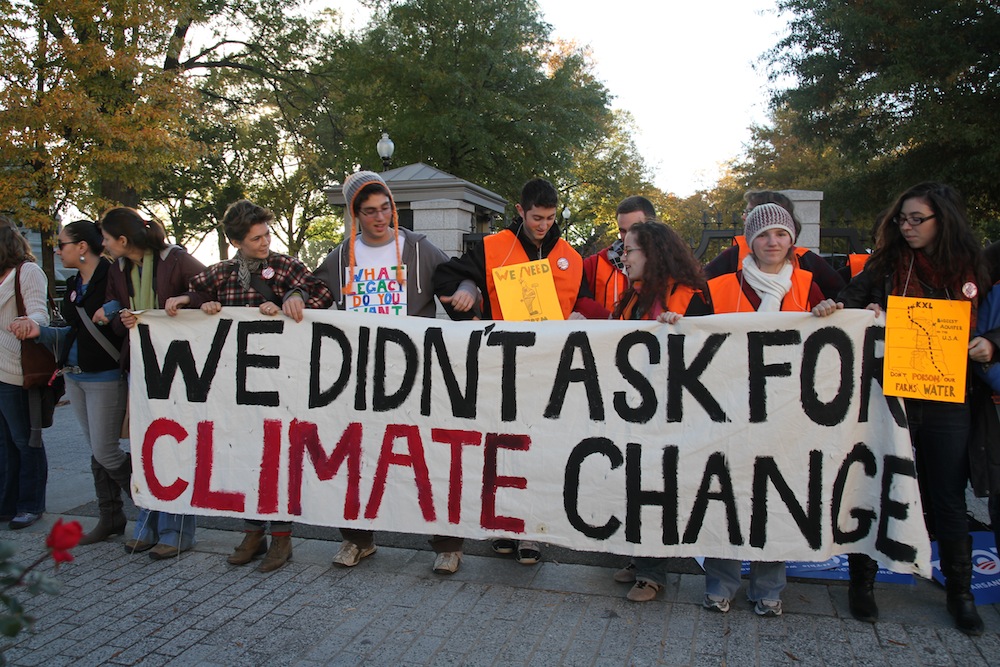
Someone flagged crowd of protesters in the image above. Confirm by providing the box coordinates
[1,175,997,636]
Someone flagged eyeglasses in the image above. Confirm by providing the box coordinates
[893,214,935,227]
[622,247,642,257]
[56,240,77,249]
[359,203,392,219]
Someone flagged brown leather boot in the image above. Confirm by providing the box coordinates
[258,533,292,573]
[79,458,126,546]
[227,530,267,566]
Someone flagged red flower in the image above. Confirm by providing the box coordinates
[46,519,83,563]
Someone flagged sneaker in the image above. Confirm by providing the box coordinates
[516,541,541,565]
[492,538,516,555]
[626,580,661,602]
[703,594,731,613]
[613,561,637,583]
[332,540,376,567]
[433,551,462,574]
[753,598,782,617]
[9,512,42,530]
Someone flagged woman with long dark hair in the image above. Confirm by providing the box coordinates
[838,182,986,635]
[0,216,49,529]
[611,221,711,602]
[99,207,205,560]
[10,221,129,544]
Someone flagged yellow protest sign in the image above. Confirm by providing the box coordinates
[883,295,970,403]
[491,259,564,321]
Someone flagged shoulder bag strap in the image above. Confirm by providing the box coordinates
[250,273,282,307]
[14,262,26,317]
[75,305,120,362]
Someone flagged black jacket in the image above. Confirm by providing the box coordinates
[61,258,125,372]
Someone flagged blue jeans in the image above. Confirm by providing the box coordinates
[704,558,786,602]
[133,509,196,549]
[907,400,970,541]
[0,381,47,515]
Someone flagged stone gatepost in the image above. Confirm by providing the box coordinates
[409,199,475,259]
[781,189,824,252]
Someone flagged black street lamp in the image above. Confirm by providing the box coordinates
[376,132,395,172]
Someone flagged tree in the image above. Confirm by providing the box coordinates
[0,0,196,280]
[766,0,1000,227]
[323,0,612,201]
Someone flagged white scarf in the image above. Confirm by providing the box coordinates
[741,254,793,312]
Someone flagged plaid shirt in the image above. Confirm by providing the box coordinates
[187,252,334,309]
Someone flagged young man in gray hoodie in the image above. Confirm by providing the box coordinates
[313,170,463,574]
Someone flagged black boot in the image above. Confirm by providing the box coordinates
[79,457,127,546]
[939,536,984,636]
[847,553,879,623]
[106,453,133,499]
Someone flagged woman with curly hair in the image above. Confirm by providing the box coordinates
[838,182,986,635]
[612,220,711,323]
[611,220,710,602]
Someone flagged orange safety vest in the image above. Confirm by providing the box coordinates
[848,254,869,277]
[592,253,628,312]
[708,267,815,313]
[617,283,699,320]
[734,236,809,266]
[483,230,582,320]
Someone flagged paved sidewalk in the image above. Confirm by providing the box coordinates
[0,406,998,665]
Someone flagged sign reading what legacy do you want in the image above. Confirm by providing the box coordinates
[129,309,931,576]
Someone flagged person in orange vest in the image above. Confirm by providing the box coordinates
[609,220,710,603]
[434,178,603,564]
[583,196,656,317]
[705,190,845,300]
[702,203,840,618]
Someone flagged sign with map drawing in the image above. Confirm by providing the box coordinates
[883,296,970,403]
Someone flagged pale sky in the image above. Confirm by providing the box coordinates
[333,0,788,198]
[540,1,787,197]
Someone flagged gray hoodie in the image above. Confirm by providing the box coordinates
[313,227,450,319]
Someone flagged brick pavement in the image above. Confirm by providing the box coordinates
[0,406,997,665]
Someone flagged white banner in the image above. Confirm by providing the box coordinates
[129,308,930,576]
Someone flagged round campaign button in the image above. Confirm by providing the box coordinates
[962,281,978,299]
[556,257,570,271]
[261,266,275,280]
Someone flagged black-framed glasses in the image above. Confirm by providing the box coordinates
[56,240,77,249]
[622,246,642,257]
[893,214,935,227]
[359,203,392,218]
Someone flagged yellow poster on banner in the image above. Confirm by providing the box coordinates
[883,295,970,403]
[491,259,564,321]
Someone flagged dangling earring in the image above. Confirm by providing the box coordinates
[80,255,86,262]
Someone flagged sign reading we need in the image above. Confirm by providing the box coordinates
[344,265,406,315]
[128,308,932,576]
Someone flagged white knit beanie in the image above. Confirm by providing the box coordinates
[743,203,796,246]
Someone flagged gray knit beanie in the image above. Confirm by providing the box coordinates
[743,203,796,246]
[342,170,395,234]
[339,170,403,295]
